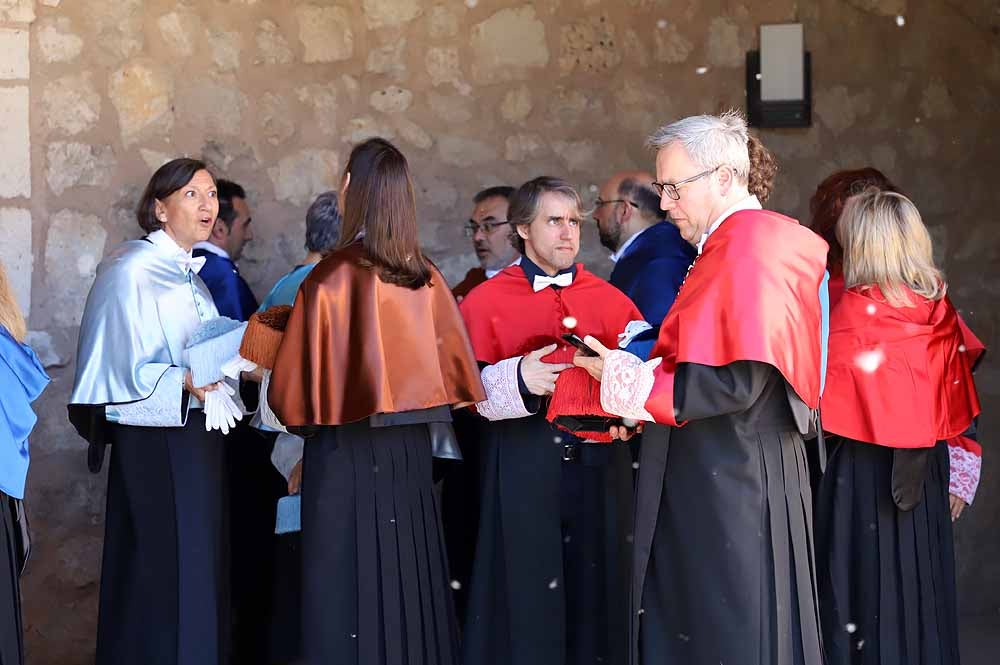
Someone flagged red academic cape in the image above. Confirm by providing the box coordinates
[451,267,487,300]
[820,286,981,449]
[644,209,828,425]
[829,268,986,371]
[460,264,644,442]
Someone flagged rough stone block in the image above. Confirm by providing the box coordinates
[296,83,339,135]
[35,16,83,64]
[208,29,242,71]
[41,73,100,137]
[363,0,422,29]
[370,86,413,114]
[44,209,108,328]
[108,62,174,147]
[0,87,30,198]
[0,28,29,79]
[0,0,34,23]
[558,15,621,75]
[471,6,549,83]
[0,207,31,316]
[268,149,339,206]
[255,19,293,65]
[296,5,353,64]
[157,10,203,57]
[437,136,497,168]
[46,142,117,196]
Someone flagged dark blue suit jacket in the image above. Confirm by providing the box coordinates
[193,249,259,322]
[610,222,695,358]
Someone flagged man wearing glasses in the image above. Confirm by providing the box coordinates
[451,186,521,301]
[593,171,694,359]
[575,112,827,665]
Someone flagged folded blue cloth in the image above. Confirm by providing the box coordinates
[275,494,301,534]
[184,317,246,386]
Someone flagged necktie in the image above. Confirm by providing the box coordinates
[532,272,573,292]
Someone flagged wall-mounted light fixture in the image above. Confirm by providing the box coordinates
[746,23,812,128]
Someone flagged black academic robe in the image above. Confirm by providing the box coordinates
[634,361,823,665]
[460,259,642,665]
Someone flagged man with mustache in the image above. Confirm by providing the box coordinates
[451,186,521,301]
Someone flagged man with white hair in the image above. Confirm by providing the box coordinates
[575,112,828,665]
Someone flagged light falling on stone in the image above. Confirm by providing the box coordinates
[895,16,906,27]
[657,19,668,29]
[548,578,559,590]
[696,66,709,75]
[563,316,578,329]
[465,0,479,8]
[855,349,886,374]
[845,622,857,634]
[450,580,462,590]
[866,304,877,315]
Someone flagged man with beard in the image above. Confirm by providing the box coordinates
[593,172,693,359]
[451,186,521,301]
[443,185,520,618]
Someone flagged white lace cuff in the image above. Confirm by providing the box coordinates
[475,357,535,421]
[949,445,981,505]
[617,320,653,348]
[600,350,661,422]
[259,370,289,433]
[111,366,187,427]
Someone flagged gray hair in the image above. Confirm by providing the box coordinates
[647,110,751,185]
[305,191,342,254]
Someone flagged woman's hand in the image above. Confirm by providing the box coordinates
[184,370,219,402]
[288,460,303,495]
[949,493,967,521]
[573,335,611,382]
[520,344,573,396]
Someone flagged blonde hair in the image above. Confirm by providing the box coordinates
[0,261,27,342]
[837,188,945,308]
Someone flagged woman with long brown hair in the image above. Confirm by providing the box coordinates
[816,189,982,664]
[268,138,484,665]
[1,261,49,665]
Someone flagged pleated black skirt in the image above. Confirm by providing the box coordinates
[0,493,23,665]
[638,427,824,665]
[815,438,960,665]
[300,420,459,665]
[96,413,229,665]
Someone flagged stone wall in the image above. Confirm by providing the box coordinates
[0,0,997,661]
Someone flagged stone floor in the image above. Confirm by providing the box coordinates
[960,614,1000,665]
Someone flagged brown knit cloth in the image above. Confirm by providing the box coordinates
[239,305,292,369]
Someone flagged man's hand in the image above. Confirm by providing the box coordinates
[184,370,219,402]
[521,344,573,396]
[573,335,611,382]
[288,460,303,495]
[949,493,967,521]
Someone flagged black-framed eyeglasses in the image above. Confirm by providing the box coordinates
[594,199,639,209]
[652,166,721,200]
[464,219,510,238]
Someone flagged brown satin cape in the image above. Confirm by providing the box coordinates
[268,243,486,427]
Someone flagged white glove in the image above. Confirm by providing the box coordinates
[221,354,258,381]
[203,382,244,435]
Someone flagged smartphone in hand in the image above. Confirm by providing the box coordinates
[562,333,599,357]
